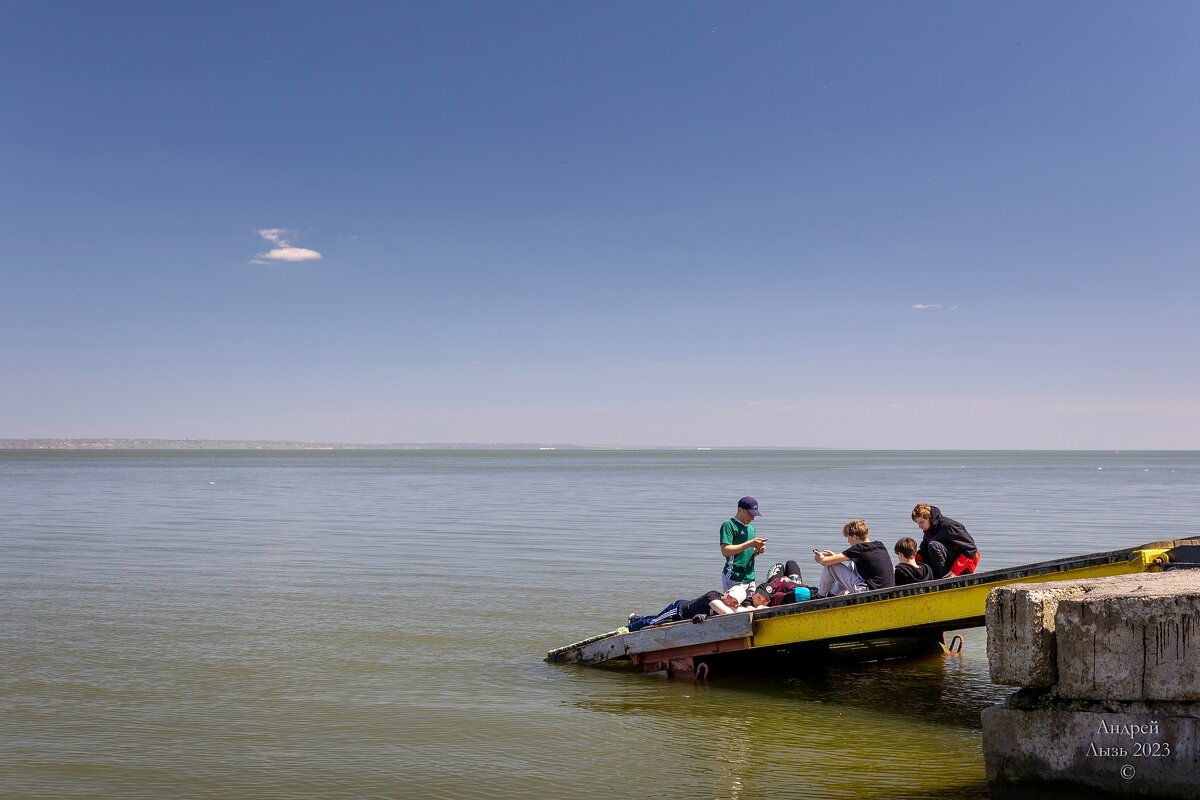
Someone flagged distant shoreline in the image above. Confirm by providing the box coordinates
[0,439,1193,453]
[0,439,826,451]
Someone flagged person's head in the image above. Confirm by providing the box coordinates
[894,537,919,562]
[842,518,869,543]
[751,585,772,606]
[722,585,748,607]
[736,496,762,523]
[911,503,932,532]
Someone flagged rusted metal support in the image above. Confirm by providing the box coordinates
[635,636,751,675]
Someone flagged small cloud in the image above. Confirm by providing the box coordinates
[258,228,288,245]
[912,303,942,311]
[251,228,322,264]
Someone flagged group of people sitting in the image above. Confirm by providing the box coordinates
[620,499,980,634]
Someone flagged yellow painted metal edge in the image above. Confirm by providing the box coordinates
[750,548,1168,650]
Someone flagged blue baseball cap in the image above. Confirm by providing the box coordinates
[738,496,762,517]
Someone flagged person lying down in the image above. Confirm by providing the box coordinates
[624,585,759,632]
[623,563,817,632]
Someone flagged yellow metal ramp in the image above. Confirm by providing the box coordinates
[547,538,1198,676]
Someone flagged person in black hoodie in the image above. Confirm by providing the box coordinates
[911,503,980,578]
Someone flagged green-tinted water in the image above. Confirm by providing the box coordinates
[3,450,1197,798]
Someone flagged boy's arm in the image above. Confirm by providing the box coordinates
[709,598,736,615]
[719,521,765,557]
[816,551,849,567]
[720,538,764,557]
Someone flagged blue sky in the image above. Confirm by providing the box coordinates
[2,1,1197,447]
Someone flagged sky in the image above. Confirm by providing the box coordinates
[1,1,1197,448]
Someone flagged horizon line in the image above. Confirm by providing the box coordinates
[0,438,1195,453]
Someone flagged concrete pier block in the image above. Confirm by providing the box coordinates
[983,563,1200,798]
[1054,572,1200,702]
[983,703,1199,798]
[987,584,1086,688]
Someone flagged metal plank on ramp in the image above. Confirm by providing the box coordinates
[548,612,753,665]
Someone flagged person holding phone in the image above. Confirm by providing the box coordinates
[719,496,767,592]
[813,518,895,596]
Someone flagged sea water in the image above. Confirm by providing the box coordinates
[2,450,1197,799]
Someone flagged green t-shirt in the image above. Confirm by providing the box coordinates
[720,518,756,582]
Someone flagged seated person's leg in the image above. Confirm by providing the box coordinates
[948,551,981,576]
[818,567,837,597]
[830,561,868,593]
[925,541,952,578]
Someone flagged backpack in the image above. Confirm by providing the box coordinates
[758,575,816,606]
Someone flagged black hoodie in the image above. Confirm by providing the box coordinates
[917,506,978,564]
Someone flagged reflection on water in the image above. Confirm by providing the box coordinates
[569,643,1004,799]
[2,450,1196,798]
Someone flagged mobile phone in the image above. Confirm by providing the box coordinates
[813,549,821,554]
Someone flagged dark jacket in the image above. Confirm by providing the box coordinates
[918,506,977,564]
[895,561,935,586]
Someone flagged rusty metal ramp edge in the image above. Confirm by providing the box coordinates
[547,612,753,665]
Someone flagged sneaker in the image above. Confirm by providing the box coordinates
[766,562,785,580]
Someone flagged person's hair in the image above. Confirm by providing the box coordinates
[894,537,918,559]
[911,503,932,521]
[842,519,869,540]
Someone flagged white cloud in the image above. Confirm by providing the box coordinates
[912,303,942,311]
[251,228,322,264]
[257,228,288,245]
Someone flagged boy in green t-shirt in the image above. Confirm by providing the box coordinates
[720,496,767,591]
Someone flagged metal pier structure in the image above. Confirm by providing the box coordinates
[546,538,1200,679]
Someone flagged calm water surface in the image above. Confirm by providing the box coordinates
[3,450,1198,799]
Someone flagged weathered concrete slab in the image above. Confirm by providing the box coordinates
[1054,571,1200,702]
[983,703,1200,798]
[987,584,1087,688]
